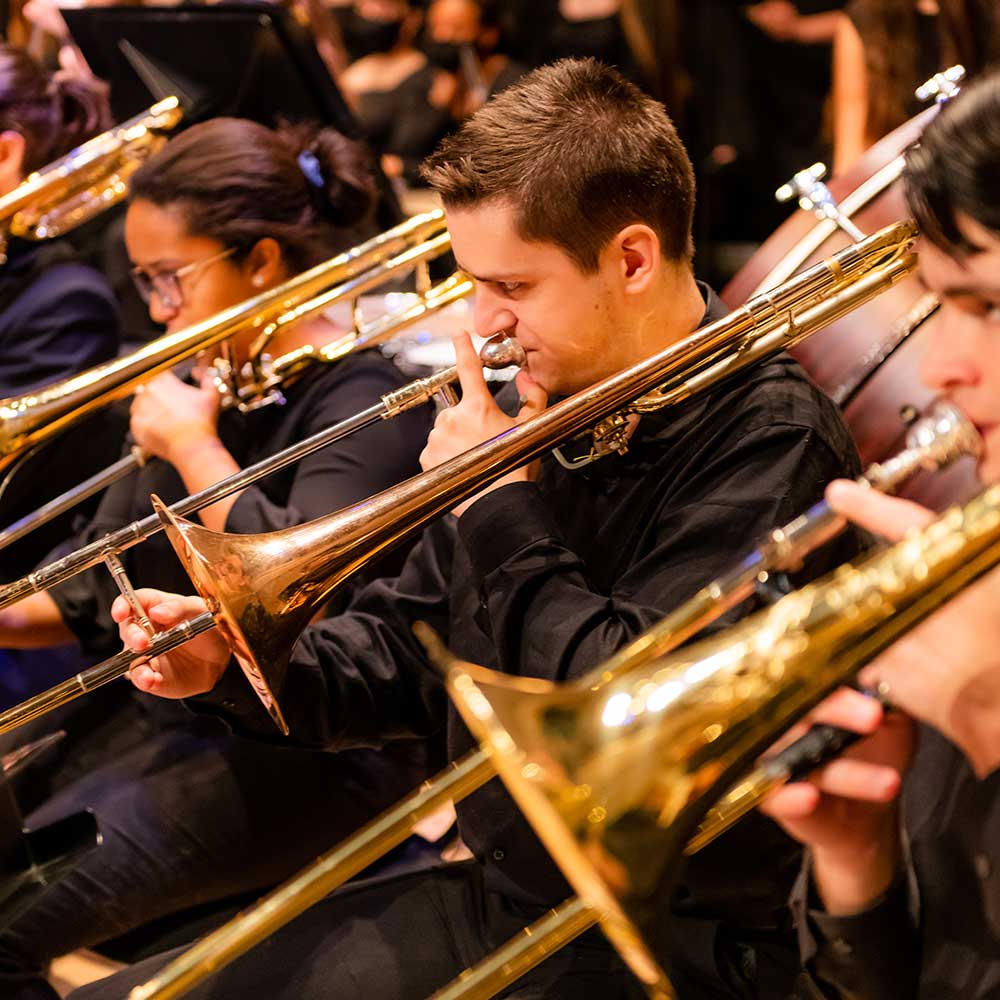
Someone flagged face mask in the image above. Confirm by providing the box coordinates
[343,12,405,58]
[422,38,465,72]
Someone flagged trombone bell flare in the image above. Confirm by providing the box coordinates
[446,484,1000,996]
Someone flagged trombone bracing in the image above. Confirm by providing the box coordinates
[0,96,184,264]
[126,220,927,1000]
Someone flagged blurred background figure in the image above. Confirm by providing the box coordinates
[832,0,1000,174]
[339,0,452,184]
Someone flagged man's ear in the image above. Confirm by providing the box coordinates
[243,237,285,289]
[611,223,660,294]
[0,131,26,193]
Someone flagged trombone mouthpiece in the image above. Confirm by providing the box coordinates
[479,331,525,370]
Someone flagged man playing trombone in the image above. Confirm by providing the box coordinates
[761,71,1000,1000]
[86,59,863,999]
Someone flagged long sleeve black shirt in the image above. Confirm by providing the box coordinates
[0,237,123,579]
[192,287,863,988]
[47,350,432,656]
[794,725,1000,999]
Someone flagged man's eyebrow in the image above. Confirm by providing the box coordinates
[457,265,526,284]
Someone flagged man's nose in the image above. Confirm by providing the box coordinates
[472,287,516,338]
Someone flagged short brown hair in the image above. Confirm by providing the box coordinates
[420,58,695,271]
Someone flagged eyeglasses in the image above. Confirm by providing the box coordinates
[130,246,238,311]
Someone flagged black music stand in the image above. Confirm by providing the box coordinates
[0,771,99,932]
[62,2,401,225]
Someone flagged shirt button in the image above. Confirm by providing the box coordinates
[492,848,506,862]
[831,938,853,958]
[975,853,992,880]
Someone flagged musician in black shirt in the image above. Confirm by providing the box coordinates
[84,60,861,999]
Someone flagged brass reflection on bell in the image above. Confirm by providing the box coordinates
[446,485,1000,995]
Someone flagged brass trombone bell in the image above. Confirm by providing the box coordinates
[445,485,1000,997]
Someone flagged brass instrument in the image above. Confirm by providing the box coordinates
[441,484,1000,998]
[0,96,183,264]
[0,211,463,546]
[126,221,918,1000]
[0,210,448,472]
[0,330,522,738]
[0,262,473,550]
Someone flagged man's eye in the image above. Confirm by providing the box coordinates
[498,281,522,295]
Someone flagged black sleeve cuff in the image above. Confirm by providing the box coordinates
[185,661,280,740]
[804,875,919,999]
[457,481,562,583]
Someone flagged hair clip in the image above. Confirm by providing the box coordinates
[298,149,325,190]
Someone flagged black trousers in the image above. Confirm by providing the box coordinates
[0,686,429,1000]
[70,861,636,1000]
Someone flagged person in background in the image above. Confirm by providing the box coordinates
[340,0,452,185]
[0,116,433,1000]
[421,0,525,119]
[0,44,121,585]
[832,0,1000,174]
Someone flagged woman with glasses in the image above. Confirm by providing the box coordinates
[0,116,433,1000]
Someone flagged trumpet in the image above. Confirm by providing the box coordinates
[123,221,919,1000]
[0,211,463,548]
[0,96,183,264]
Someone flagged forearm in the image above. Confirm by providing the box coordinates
[795,11,841,45]
[170,438,242,531]
[0,591,75,647]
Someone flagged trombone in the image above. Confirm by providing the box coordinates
[440,481,1000,999]
[0,210,464,548]
[121,220,922,1000]
[0,96,183,264]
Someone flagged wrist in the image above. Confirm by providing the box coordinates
[948,677,1000,777]
[811,821,901,915]
[167,432,225,467]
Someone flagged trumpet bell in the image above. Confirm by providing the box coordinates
[445,483,1000,997]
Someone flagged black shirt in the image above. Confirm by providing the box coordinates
[195,287,862,990]
[47,350,432,657]
[0,237,119,393]
[794,726,1000,999]
[0,237,123,580]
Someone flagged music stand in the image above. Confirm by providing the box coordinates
[63,2,401,224]
[0,770,99,932]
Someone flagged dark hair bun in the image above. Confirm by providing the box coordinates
[280,123,377,230]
